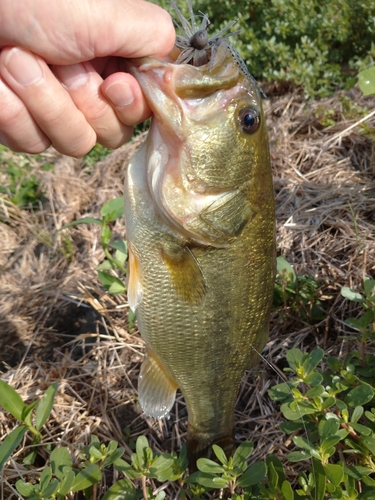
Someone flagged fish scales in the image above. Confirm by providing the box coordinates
[124,9,275,469]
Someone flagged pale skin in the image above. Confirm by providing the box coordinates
[0,0,175,157]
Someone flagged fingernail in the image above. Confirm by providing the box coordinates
[4,48,43,87]
[104,81,134,107]
[55,63,89,90]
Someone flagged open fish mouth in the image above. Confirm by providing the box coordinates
[125,46,262,248]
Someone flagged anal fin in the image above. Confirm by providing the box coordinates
[138,351,178,419]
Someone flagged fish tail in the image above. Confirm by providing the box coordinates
[187,424,235,472]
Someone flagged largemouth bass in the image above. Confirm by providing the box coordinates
[124,5,275,469]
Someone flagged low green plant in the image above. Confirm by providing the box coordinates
[269,347,375,499]
[341,278,375,364]
[61,197,138,327]
[0,146,53,208]
[62,196,127,295]
[273,256,326,322]
[2,345,375,498]
[83,144,112,168]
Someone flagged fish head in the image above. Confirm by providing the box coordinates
[126,45,271,246]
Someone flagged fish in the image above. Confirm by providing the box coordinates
[123,1,276,469]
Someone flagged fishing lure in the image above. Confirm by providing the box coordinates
[170,0,267,98]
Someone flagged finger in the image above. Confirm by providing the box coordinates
[53,62,134,149]
[0,76,51,153]
[0,47,96,157]
[101,72,152,127]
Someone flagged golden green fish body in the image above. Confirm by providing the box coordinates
[124,45,275,464]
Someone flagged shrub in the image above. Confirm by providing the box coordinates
[156,0,375,98]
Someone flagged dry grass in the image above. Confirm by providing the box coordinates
[1,88,375,498]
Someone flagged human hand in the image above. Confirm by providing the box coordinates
[0,0,175,156]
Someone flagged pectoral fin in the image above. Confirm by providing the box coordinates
[161,245,206,305]
[127,246,143,312]
[138,351,178,418]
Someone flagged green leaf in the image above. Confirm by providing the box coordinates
[312,458,326,500]
[0,379,26,421]
[304,371,323,386]
[50,447,73,480]
[268,381,297,401]
[35,382,58,431]
[101,224,112,245]
[344,465,373,481]
[60,217,102,230]
[280,421,305,434]
[16,480,35,497]
[128,309,137,330]
[364,277,375,300]
[71,464,102,491]
[360,435,375,454]
[149,454,175,481]
[114,458,142,479]
[281,401,317,420]
[362,476,375,488]
[212,444,228,465]
[302,348,324,374]
[237,461,266,487]
[350,422,371,435]
[101,479,142,500]
[318,418,340,439]
[100,197,124,221]
[102,448,126,468]
[286,348,304,371]
[0,425,27,468]
[276,256,296,284]
[361,491,375,500]
[58,470,75,497]
[305,385,325,398]
[108,240,127,254]
[97,260,114,271]
[197,458,225,474]
[23,448,38,465]
[281,480,294,500]
[266,454,285,486]
[287,450,311,462]
[136,435,149,469]
[42,479,59,498]
[97,271,126,294]
[323,464,344,486]
[351,406,363,423]
[358,67,375,96]
[232,440,254,469]
[114,248,127,266]
[21,400,38,427]
[341,287,365,302]
[89,446,104,460]
[344,384,374,407]
[194,471,228,489]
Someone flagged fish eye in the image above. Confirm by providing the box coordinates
[238,108,260,134]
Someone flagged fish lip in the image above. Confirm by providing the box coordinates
[124,45,242,107]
